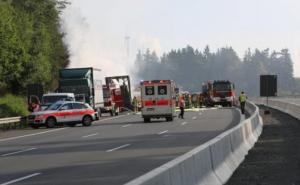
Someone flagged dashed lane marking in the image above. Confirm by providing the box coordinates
[158,130,168,135]
[181,122,188,126]
[122,124,132,128]
[0,128,67,142]
[81,133,99,138]
[0,173,41,185]
[106,144,131,152]
[1,148,37,157]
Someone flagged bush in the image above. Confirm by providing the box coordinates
[0,94,29,118]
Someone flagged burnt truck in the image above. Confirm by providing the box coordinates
[105,75,132,111]
[58,67,104,118]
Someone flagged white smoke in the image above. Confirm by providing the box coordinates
[60,4,131,80]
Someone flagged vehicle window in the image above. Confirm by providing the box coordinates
[213,83,232,91]
[60,103,73,110]
[46,103,63,110]
[43,95,74,104]
[145,86,154,95]
[158,86,167,95]
[103,89,110,98]
[73,103,86,109]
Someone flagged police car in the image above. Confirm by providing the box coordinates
[28,101,97,128]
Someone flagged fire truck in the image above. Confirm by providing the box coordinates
[101,84,121,116]
[140,80,176,122]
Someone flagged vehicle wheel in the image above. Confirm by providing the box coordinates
[82,115,92,126]
[46,117,56,128]
[98,109,102,117]
[144,118,150,123]
[228,102,233,107]
[115,107,119,116]
[166,117,173,122]
[110,110,115,116]
[67,123,76,127]
[31,125,39,129]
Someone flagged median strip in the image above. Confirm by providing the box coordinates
[106,144,131,152]
[0,173,41,185]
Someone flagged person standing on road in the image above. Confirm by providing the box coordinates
[178,96,185,119]
[132,96,138,113]
[239,91,247,114]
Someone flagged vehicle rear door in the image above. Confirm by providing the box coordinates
[156,83,171,114]
[58,103,75,122]
[72,103,88,121]
[141,84,156,115]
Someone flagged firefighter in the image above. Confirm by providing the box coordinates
[239,91,247,114]
[132,96,138,113]
[178,96,185,119]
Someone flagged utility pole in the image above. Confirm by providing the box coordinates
[124,36,130,62]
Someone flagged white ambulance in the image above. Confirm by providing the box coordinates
[140,80,176,122]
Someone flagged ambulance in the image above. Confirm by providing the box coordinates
[140,80,176,122]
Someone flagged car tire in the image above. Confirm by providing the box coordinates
[46,117,56,128]
[144,118,150,123]
[31,125,39,129]
[82,115,92,126]
[67,123,76,127]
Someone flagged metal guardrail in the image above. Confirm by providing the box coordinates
[0,117,21,125]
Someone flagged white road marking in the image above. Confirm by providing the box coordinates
[158,130,168,135]
[192,116,197,120]
[1,148,37,157]
[82,133,99,138]
[122,124,132,128]
[106,144,131,152]
[181,122,188,126]
[0,173,41,185]
[0,128,67,142]
[95,115,129,123]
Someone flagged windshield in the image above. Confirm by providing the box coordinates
[43,96,74,105]
[46,102,63,110]
[213,83,232,91]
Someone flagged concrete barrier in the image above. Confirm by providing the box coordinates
[251,98,300,120]
[125,101,263,185]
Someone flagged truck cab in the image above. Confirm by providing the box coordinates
[212,80,236,107]
[141,80,176,122]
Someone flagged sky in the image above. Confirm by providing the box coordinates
[61,0,300,78]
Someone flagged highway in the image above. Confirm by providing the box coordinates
[0,108,241,185]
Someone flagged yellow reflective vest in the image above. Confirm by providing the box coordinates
[239,94,247,102]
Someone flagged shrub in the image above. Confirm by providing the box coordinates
[0,94,29,118]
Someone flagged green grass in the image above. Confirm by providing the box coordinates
[0,94,29,118]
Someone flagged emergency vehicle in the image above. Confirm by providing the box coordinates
[212,80,236,107]
[140,80,176,122]
[28,101,97,128]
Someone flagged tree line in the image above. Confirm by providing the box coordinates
[134,45,295,96]
[0,0,69,95]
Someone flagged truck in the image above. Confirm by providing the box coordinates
[202,81,214,107]
[212,80,236,107]
[101,84,121,116]
[105,75,132,111]
[58,67,104,118]
[140,80,176,122]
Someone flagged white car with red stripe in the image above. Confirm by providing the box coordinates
[28,101,97,128]
[140,80,176,122]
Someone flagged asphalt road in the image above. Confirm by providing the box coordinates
[0,108,241,185]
